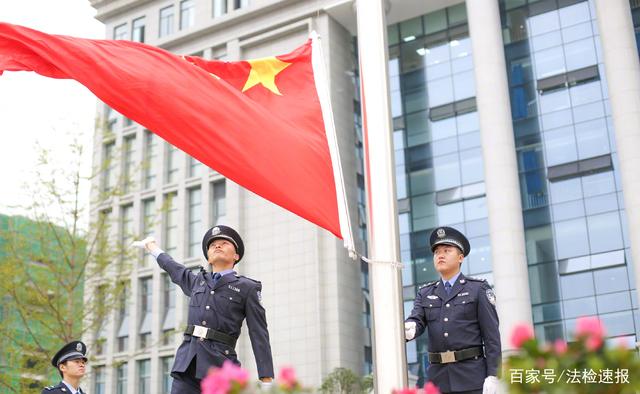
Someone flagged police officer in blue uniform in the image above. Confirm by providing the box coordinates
[405,227,500,394]
[133,225,273,394]
[42,341,87,394]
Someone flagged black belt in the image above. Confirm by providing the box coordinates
[185,325,236,348]
[428,346,483,364]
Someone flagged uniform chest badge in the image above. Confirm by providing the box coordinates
[228,285,240,292]
[457,292,469,297]
[486,288,496,305]
[427,295,438,299]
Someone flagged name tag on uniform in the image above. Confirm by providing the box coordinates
[228,285,240,292]
[457,292,469,297]
[427,295,438,299]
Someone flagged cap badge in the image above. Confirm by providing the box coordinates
[436,228,446,238]
[212,227,220,236]
[76,343,82,352]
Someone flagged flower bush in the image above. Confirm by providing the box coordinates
[505,316,640,393]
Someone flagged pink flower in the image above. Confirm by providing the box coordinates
[278,366,298,390]
[201,361,249,394]
[510,323,535,348]
[575,316,605,351]
[392,389,418,394]
[554,339,568,354]
[423,381,441,394]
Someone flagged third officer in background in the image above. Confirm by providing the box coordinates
[405,227,501,394]
[133,225,273,394]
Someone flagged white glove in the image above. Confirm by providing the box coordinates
[259,380,273,391]
[483,376,498,394]
[404,321,416,341]
[131,236,156,249]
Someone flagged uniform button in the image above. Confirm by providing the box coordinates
[444,317,449,322]
[446,303,450,308]
[210,290,215,295]
[462,301,466,304]
[225,350,229,355]
[199,337,204,342]
[429,304,433,307]
[444,332,449,337]
[202,321,207,326]
[206,305,210,310]
[229,297,233,300]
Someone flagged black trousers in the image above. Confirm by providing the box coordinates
[443,390,482,394]
[171,358,201,394]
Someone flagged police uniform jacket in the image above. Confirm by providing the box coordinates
[157,253,274,379]
[41,382,84,394]
[406,273,501,392]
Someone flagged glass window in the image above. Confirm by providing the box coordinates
[143,131,157,189]
[587,212,623,254]
[533,46,565,79]
[102,142,116,193]
[188,188,202,257]
[139,278,152,348]
[531,30,562,52]
[123,135,136,194]
[452,55,473,73]
[427,77,454,107]
[528,262,561,304]
[544,126,577,167]
[447,3,467,25]
[593,266,629,294]
[550,177,582,204]
[233,0,249,9]
[138,359,151,394]
[162,274,176,345]
[458,130,480,150]
[463,196,487,221]
[599,310,635,337]
[188,157,203,178]
[597,291,632,314]
[165,144,180,184]
[551,200,584,221]
[450,37,471,59]
[180,0,195,30]
[456,111,479,134]
[404,88,428,114]
[563,296,597,318]
[212,181,226,224]
[120,204,134,264]
[132,17,145,43]
[437,201,464,225]
[528,9,560,37]
[460,147,483,185]
[159,6,174,37]
[400,17,422,42]
[560,271,594,299]
[116,363,128,394]
[532,302,562,324]
[409,168,435,196]
[433,153,461,190]
[564,38,597,71]
[541,108,573,130]
[430,117,456,141]
[572,101,604,123]
[113,23,128,40]
[142,198,156,267]
[558,2,591,28]
[164,193,178,255]
[406,110,430,147]
[213,0,227,18]
[554,217,590,259]
[562,21,593,44]
[432,136,458,157]
[584,193,618,216]
[116,283,130,353]
[569,81,602,107]
[452,71,475,101]
[539,89,570,113]
[161,356,174,394]
[467,235,491,274]
[94,366,106,394]
[423,9,447,35]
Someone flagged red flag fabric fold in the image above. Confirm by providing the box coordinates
[0,22,342,239]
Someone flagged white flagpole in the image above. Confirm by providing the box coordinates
[355,1,408,392]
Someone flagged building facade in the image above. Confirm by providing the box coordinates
[88,0,640,391]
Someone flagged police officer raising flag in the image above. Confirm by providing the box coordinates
[42,341,88,394]
[405,227,501,394]
[133,225,273,393]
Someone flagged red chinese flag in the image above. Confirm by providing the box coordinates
[0,23,352,248]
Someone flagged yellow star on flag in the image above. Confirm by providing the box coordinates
[242,57,292,95]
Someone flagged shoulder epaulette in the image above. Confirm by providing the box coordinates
[236,274,261,284]
[419,280,438,290]
[466,276,487,282]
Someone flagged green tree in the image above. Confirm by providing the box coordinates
[319,367,373,394]
[0,133,132,392]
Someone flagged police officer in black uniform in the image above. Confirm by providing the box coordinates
[42,341,87,394]
[405,227,500,394]
[133,225,273,394]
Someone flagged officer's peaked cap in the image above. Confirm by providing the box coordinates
[51,341,87,367]
[430,226,470,257]
[202,225,244,262]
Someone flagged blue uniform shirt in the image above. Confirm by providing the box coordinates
[406,273,501,392]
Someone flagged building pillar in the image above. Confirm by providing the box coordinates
[594,0,640,331]
[466,0,533,351]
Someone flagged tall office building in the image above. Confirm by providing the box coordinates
[88,0,640,391]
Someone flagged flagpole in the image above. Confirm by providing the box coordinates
[355,1,408,392]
